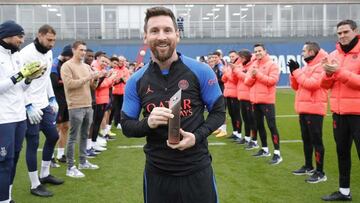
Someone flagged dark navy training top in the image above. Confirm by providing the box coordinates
[121,53,225,176]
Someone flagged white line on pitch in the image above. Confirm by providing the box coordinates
[281,140,302,143]
[37,140,301,152]
[276,114,331,118]
[117,142,227,149]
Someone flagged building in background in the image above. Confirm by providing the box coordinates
[1,1,359,86]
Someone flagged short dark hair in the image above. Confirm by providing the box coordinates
[228,50,238,55]
[38,24,56,35]
[144,7,177,32]
[254,43,266,50]
[99,55,109,59]
[213,51,221,57]
[337,19,357,30]
[86,49,94,53]
[95,51,106,59]
[304,41,320,55]
[238,49,252,62]
[110,56,119,62]
[72,40,86,49]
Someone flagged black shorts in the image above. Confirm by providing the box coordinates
[143,166,218,203]
[56,104,69,123]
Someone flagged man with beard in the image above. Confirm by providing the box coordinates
[288,42,328,183]
[321,19,360,201]
[61,41,100,178]
[0,20,44,203]
[20,24,64,197]
[121,7,225,203]
[233,50,258,149]
[50,44,73,165]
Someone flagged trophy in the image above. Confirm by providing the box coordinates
[168,89,182,144]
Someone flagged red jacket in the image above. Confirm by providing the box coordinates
[95,77,115,104]
[320,35,360,115]
[290,49,328,115]
[244,55,279,104]
[94,65,115,105]
[233,59,254,101]
[222,61,239,98]
[113,65,130,95]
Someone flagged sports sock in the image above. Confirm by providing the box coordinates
[40,161,51,178]
[28,171,41,189]
[57,148,64,159]
[87,139,92,150]
[339,188,350,195]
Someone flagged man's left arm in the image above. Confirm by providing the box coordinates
[335,66,360,90]
[193,68,226,144]
[193,96,225,144]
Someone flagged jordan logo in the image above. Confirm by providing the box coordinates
[146,85,154,94]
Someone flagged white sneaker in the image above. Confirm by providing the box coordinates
[79,160,99,170]
[92,145,107,152]
[97,136,107,145]
[116,123,122,129]
[66,166,85,178]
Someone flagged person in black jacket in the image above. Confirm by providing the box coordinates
[120,7,225,203]
[50,44,72,164]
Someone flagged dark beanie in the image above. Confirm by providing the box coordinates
[61,44,73,57]
[0,20,25,39]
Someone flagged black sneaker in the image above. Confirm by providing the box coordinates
[40,174,64,185]
[269,154,283,165]
[227,134,237,139]
[10,200,15,203]
[236,138,246,145]
[57,155,67,163]
[306,171,327,183]
[30,184,53,197]
[104,134,116,141]
[232,137,241,142]
[253,149,271,157]
[245,141,259,150]
[321,191,352,201]
[292,165,314,176]
[50,158,60,168]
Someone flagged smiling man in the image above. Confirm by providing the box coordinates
[321,19,360,202]
[120,7,225,203]
[0,20,44,203]
[244,43,282,165]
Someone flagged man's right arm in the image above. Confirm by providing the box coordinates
[120,75,152,138]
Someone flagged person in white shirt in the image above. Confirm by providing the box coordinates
[0,20,44,203]
[20,24,64,198]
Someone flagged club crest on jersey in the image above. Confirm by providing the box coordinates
[178,80,189,90]
[0,147,7,157]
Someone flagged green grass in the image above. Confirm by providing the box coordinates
[12,89,360,202]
